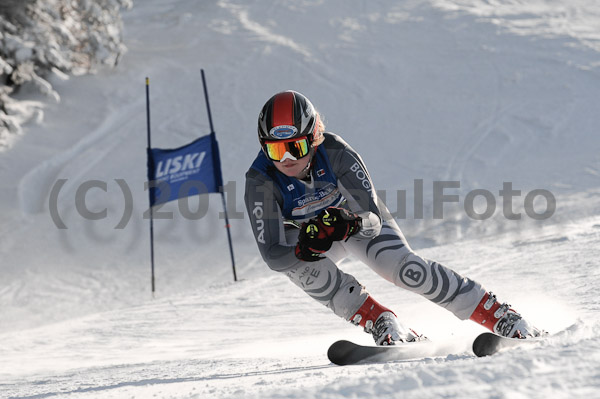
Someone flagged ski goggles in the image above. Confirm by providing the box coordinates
[263,137,311,162]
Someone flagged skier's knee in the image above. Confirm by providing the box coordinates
[285,261,367,320]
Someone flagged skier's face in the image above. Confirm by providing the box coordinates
[274,155,311,179]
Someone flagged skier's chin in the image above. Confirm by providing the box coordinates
[275,160,308,178]
[283,167,302,178]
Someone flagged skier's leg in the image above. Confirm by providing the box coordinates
[283,243,419,344]
[283,255,368,320]
[344,216,542,337]
[344,218,486,319]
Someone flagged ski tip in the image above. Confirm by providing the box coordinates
[472,332,501,357]
[473,331,546,357]
[327,340,359,366]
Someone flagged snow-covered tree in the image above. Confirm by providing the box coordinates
[0,0,132,150]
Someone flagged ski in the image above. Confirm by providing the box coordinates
[472,332,544,357]
[327,339,437,366]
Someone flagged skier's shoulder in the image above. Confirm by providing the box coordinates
[246,150,276,182]
[245,153,282,207]
[322,131,350,149]
[321,132,361,164]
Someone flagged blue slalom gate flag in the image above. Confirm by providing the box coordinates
[147,132,223,206]
[144,71,237,290]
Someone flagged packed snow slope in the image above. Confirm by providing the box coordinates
[1,0,600,398]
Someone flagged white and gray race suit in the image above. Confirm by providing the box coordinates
[244,132,486,322]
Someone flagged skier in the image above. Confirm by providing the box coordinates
[244,90,543,345]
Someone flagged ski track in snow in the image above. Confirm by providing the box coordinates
[2,0,600,398]
[17,98,144,215]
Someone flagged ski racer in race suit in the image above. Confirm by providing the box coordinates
[244,91,543,345]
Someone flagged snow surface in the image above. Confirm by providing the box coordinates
[1,0,600,398]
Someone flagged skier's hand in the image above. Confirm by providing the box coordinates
[294,220,333,262]
[314,207,362,241]
[294,207,361,262]
[294,242,326,262]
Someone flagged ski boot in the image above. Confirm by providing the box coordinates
[470,292,543,338]
[351,296,422,345]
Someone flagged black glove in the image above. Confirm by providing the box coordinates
[294,220,333,262]
[294,207,361,262]
[294,242,326,262]
[315,207,362,241]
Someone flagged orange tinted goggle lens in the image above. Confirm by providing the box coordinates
[265,138,310,161]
